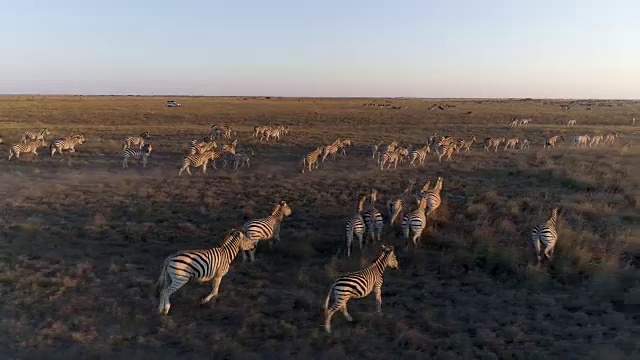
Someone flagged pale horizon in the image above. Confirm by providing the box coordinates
[2,0,639,99]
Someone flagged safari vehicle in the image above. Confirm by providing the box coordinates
[166,100,181,107]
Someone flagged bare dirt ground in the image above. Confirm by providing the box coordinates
[0,95,638,359]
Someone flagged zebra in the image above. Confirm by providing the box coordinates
[376,141,399,162]
[504,138,519,150]
[510,119,520,128]
[336,138,353,156]
[435,143,457,162]
[520,139,531,150]
[544,135,564,149]
[421,176,443,216]
[242,201,293,262]
[346,196,367,257]
[219,140,239,168]
[8,138,47,160]
[386,180,422,227]
[50,134,86,157]
[232,149,255,170]
[401,194,428,248]
[301,147,323,173]
[156,229,257,315]
[409,145,430,167]
[573,135,590,147]
[260,126,285,142]
[323,244,399,334]
[379,149,406,170]
[321,139,342,162]
[531,207,559,266]
[566,119,577,126]
[484,137,505,152]
[371,143,381,159]
[519,118,531,126]
[253,126,268,138]
[122,144,152,168]
[604,132,619,145]
[178,150,220,176]
[456,136,476,153]
[123,131,150,150]
[363,189,384,244]
[21,128,50,143]
[589,134,604,146]
[189,139,217,155]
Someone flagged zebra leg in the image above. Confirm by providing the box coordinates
[340,304,353,322]
[248,249,256,262]
[201,276,223,304]
[142,156,148,168]
[532,238,542,266]
[186,167,192,176]
[241,250,247,262]
[346,231,353,257]
[202,163,208,174]
[374,284,383,314]
[357,232,364,252]
[543,246,554,262]
[325,299,344,334]
[122,158,128,168]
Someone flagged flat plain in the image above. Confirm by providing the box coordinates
[0,95,638,359]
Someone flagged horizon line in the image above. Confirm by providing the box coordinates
[0,93,638,101]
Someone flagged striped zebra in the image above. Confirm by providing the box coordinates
[156,229,257,315]
[387,180,423,227]
[189,139,217,155]
[504,138,519,150]
[260,126,285,142]
[371,143,381,159]
[123,131,150,150]
[377,141,399,160]
[242,201,293,262]
[178,150,220,176]
[519,118,531,126]
[401,194,428,247]
[301,147,323,173]
[232,149,255,170]
[421,176,443,216]
[253,125,270,138]
[337,139,353,156]
[379,149,406,170]
[566,119,577,126]
[321,139,342,162]
[323,244,399,334]
[589,134,604,146]
[435,143,457,162]
[531,207,559,266]
[510,119,520,128]
[520,139,531,150]
[345,196,367,257]
[604,132,619,145]
[50,134,86,157]
[544,135,564,149]
[363,189,384,244]
[220,140,239,168]
[573,135,590,147]
[122,144,153,168]
[409,145,430,167]
[456,136,476,153]
[21,128,50,143]
[484,137,505,152]
[8,138,47,160]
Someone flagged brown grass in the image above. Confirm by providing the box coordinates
[0,95,638,359]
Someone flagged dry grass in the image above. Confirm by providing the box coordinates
[0,95,638,359]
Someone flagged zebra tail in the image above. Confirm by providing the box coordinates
[323,286,333,314]
[156,257,170,297]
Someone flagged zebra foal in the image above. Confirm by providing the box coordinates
[242,201,293,261]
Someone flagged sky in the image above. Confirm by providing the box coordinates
[1,0,639,98]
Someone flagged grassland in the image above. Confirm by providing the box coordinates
[0,95,638,359]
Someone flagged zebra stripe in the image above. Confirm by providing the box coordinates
[435,143,457,162]
[156,229,257,315]
[409,145,430,167]
[323,245,399,334]
[50,134,86,157]
[346,196,367,257]
[122,144,152,168]
[484,137,505,152]
[301,147,323,173]
[363,189,383,243]
[123,131,150,150]
[21,128,50,143]
[242,201,293,261]
[421,177,443,216]
[531,208,559,266]
[178,150,220,176]
[8,139,46,160]
[401,195,427,247]
[544,135,564,148]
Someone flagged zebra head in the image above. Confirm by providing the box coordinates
[141,131,150,139]
[142,143,153,154]
[277,201,293,217]
[380,245,399,269]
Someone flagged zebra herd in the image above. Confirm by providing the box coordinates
[154,173,559,334]
[2,128,87,161]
